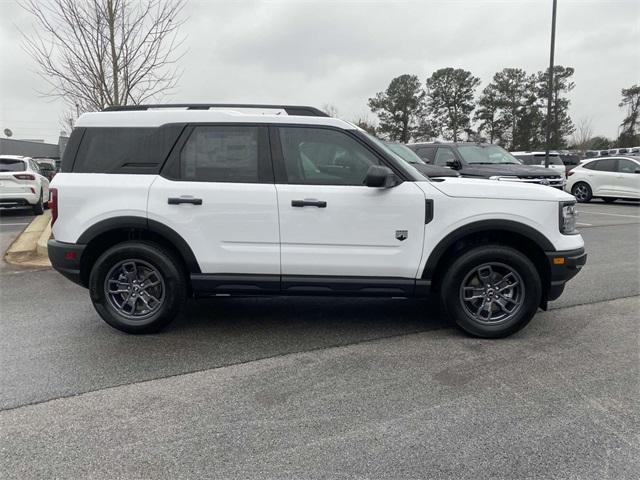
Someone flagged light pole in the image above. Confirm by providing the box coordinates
[544,0,557,168]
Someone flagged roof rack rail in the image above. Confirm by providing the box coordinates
[102,104,329,117]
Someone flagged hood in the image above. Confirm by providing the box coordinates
[413,164,460,178]
[422,176,575,202]
[460,163,562,178]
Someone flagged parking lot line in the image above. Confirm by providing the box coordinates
[576,223,593,226]
[579,211,639,219]
[0,223,30,226]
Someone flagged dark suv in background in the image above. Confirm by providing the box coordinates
[406,142,565,189]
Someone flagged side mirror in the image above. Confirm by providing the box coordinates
[365,165,396,188]
[445,159,460,170]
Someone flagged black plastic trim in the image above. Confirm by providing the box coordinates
[546,247,587,289]
[421,220,556,279]
[425,199,434,224]
[48,239,86,286]
[75,216,201,274]
[190,274,431,297]
[103,104,329,117]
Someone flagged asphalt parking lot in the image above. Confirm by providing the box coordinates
[1,200,638,479]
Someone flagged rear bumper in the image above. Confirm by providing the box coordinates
[545,247,587,301]
[0,194,38,207]
[48,239,86,287]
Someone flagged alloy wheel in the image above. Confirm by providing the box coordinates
[459,262,525,324]
[104,259,165,320]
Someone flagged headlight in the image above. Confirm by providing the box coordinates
[559,201,578,234]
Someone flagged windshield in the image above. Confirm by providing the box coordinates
[385,143,426,165]
[457,145,521,165]
[0,158,26,172]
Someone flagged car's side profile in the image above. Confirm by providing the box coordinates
[566,156,640,202]
[0,155,50,214]
[48,104,586,338]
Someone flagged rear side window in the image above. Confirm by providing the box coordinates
[179,126,262,183]
[0,159,26,172]
[593,158,617,172]
[72,126,183,174]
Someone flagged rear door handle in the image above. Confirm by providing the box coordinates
[168,197,202,205]
[291,199,327,208]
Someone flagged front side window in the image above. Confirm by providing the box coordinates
[617,159,639,174]
[180,126,260,183]
[416,146,436,162]
[278,127,381,185]
[434,147,456,166]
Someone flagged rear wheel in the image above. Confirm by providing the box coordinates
[440,245,542,338]
[89,241,187,334]
[571,182,592,202]
[32,190,44,215]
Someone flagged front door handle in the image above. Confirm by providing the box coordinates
[168,197,203,205]
[291,199,327,208]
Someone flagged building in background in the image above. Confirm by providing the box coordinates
[0,135,68,167]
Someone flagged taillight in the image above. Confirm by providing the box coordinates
[567,171,574,177]
[14,173,35,180]
[50,188,58,225]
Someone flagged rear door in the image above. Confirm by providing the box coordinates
[591,158,619,196]
[272,125,426,282]
[616,158,640,197]
[147,124,280,275]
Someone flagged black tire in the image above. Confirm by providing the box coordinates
[602,197,617,203]
[32,191,44,215]
[440,245,542,338]
[89,241,187,334]
[571,182,592,203]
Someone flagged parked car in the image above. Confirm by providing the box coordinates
[585,150,599,159]
[384,142,459,178]
[0,155,50,214]
[600,150,610,156]
[48,103,585,338]
[566,156,640,203]
[511,151,567,177]
[406,142,565,189]
[35,158,58,181]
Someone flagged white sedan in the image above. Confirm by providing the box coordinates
[566,156,640,203]
[0,155,50,214]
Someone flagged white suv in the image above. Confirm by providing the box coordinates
[0,155,50,214]
[48,104,586,337]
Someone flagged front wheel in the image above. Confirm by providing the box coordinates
[89,241,187,334]
[440,245,542,338]
[571,182,592,203]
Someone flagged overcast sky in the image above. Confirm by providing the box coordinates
[1,0,638,143]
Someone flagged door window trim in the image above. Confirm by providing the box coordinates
[160,123,274,183]
[268,124,408,185]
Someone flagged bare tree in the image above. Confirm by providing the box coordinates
[322,103,339,117]
[20,0,186,113]
[571,117,594,154]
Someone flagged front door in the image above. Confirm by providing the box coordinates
[272,126,426,281]
[147,124,280,275]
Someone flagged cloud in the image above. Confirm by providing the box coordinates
[1,0,638,142]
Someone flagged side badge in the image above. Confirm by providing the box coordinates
[396,230,408,241]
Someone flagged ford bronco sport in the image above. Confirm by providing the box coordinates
[48,104,586,337]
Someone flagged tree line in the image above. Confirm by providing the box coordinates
[365,67,640,151]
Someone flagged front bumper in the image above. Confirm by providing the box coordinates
[545,247,587,301]
[48,239,86,287]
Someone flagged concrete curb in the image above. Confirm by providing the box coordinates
[5,210,52,268]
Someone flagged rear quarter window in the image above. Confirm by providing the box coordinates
[0,159,26,172]
[71,125,184,174]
